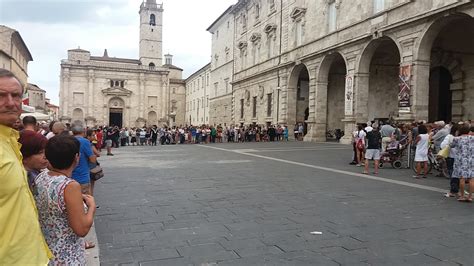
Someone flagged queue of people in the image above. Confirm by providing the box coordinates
[90,124,292,148]
[350,119,473,203]
[0,69,98,264]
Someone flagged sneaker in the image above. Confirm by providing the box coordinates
[107,153,114,156]
[349,161,357,165]
[356,164,361,167]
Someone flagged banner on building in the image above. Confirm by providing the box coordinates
[398,65,411,110]
[344,74,354,116]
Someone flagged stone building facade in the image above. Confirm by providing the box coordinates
[207,6,235,126]
[27,83,46,111]
[0,25,33,87]
[208,0,474,142]
[185,63,211,126]
[59,0,185,128]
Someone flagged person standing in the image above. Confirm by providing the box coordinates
[0,69,52,264]
[451,125,473,202]
[22,115,37,132]
[414,124,430,179]
[71,125,97,195]
[363,125,382,175]
[35,135,96,264]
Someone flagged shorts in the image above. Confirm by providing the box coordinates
[80,183,91,195]
[365,149,381,160]
[105,139,112,148]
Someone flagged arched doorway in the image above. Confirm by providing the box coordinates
[148,111,158,126]
[416,14,474,122]
[359,37,401,123]
[108,97,125,127]
[429,67,452,122]
[287,64,310,137]
[72,108,84,125]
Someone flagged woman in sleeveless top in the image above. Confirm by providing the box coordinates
[34,135,96,265]
[414,124,430,178]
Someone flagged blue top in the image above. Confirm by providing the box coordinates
[191,128,197,137]
[72,136,93,184]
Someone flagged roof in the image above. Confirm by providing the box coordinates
[90,56,141,64]
[163,64,183,71]
[27,83,46,92]
[68,48,89,52]
[0,26,33,61]
[207,5,234,32]
[185,62,211,81]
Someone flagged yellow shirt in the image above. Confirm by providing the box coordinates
[0,124,52,265]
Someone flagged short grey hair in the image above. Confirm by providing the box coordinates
[71,124,85,134]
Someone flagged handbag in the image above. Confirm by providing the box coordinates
[437,146,450,158]
[90,164,104,181]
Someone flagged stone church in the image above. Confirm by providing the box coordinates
[59,0,185,128]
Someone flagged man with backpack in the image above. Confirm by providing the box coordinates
[363,124,382,175]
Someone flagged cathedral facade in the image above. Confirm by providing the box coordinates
[59,0,185,128]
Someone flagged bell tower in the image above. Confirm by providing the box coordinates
[139,0,163,67]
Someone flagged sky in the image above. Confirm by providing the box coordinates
[0,0,236,105]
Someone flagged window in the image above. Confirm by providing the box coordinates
[216,30,219,39]
[268,37,274,58]
[269,0,275,11]
[295,20,303,46]
[242,14,247,31]
[252,96,257,118]
[150,14,156,26]
[149,62,155,70]
[120,81,124,87]
[374,0,385,14]
[207,74,210,86]
[328,1,337,32]
[172,88,176,94]
[214,82,218,97]
[110,80,114,87]
[240,99,244,119]
[227,21,230,28]
[255,3,260,19]
[114,80,119,87]
[224,78,229,94]
[267,93,272,117]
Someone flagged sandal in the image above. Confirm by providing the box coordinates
[362,171,369,175]
[85,241,95,249]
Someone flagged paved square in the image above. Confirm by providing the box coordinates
[94,142,473,265]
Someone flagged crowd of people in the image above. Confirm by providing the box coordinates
[350,119,473,202]
[1,69,98,264]
[91,123,296,149]
[1,67,473,264]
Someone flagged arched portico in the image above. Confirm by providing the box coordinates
[287,63,311,138]
[415,13,474,122]
[355,36,401,124]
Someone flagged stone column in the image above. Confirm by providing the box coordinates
[340,73,356,144]
[61,69,70,118]
[303,64,319,142]
[340,56,357,144]
[139,73,145,119]
[410,59,430,122]
[353,72,370,124]
[87,69,94,117]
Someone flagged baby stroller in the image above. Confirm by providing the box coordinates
[379,136,409,169]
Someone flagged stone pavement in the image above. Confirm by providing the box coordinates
[93,142,473,265]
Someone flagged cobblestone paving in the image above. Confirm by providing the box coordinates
[94,142,473,265]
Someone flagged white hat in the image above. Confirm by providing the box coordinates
[365,126,373,132]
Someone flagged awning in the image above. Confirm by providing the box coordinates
[20,112,51,121]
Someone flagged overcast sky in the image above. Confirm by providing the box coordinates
[0,0,236,105]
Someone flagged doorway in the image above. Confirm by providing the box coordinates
[429,67,452,122]
[109,108,123,128]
